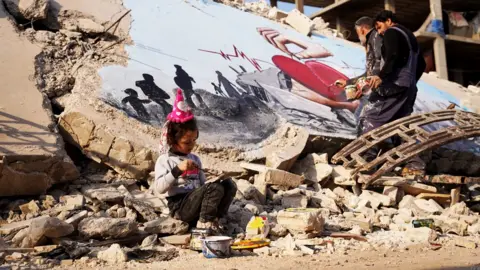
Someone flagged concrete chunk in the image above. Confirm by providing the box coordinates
[0,215,49,235]
[97,244,127,263]
[332,166,356,186]
[78,218,138,239]
[310,193,341,213]
[81,185,124,202]
[124,197,158,221]
[282,194,308,208]
[383,186,404,205]
[19,200,40,216]
[266,126,308,171]
[277,209,324,234]
[143,217,189,235]
[285,9,314,35]
[360,190,393,208]
[256,169,303,188]
[401,181,437,196]
[291,154,333,183]
[414,199,444,215]
[236,179,266,205]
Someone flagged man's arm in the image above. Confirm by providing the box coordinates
[378,29,400,80]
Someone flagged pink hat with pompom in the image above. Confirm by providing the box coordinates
[167,89,194,123]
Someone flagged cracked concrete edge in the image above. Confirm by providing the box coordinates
[58,111,156,179]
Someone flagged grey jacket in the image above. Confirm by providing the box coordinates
[152,151,206,197]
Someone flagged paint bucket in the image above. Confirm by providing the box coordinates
[345,85,358,101]
[201,236,232,259]
[190,228,211,251]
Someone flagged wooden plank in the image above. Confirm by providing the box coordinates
[416,193,450,205]
[451,187,461,206]
[445,34,480,45]
[296,0,305,14]
[400,181,437,196]
[161,234,191,246]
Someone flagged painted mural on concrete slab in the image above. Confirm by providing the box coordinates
[99,0,479,151]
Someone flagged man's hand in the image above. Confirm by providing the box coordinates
[178,159,199,172]
[257,27,332,59]
[368,75,382,89]
[334,79,347,89]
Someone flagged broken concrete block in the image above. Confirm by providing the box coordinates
[267,7,288,21]
[291,153,333,183]
[433,218,468,236]
[76,18,105,34]
[4,0,49,21]
[349,218,372,233]
[236,179,266,205]
[399,195,416,210]
[256,169,304,188]
[161,234,190,246]
[21,217,74,248]
[143,217,189,235]
[285,9,314,35]
[59,195,85,210]
[277,209,324,234]
[270,223,288,237]
[297,244,315,255]
[81,185,123,202]
[310,193,341,213]
[455,239,477,249]
[379,216,392,227]
[282,194,308,208]
[383,186,404,205]
[444,202,470,216]
[124,197,158,222]
[97,244,127,263]
[41,195,57,210]
[406,227,436,243]
[78,218,138,239]
[0,215,49,235]
[414,199,444,215]
[65,210,88,228]
[360,190,394,207]
[332,166,355,185]
[266,126,308,171]
[19,201,40,216]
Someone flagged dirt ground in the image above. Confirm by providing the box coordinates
[55,244,480,270]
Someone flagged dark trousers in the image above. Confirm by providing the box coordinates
[166,179,237,225]
[358,84,418,162]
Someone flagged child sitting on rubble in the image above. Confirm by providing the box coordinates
[151,89,237,231]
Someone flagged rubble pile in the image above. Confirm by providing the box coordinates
[2,132,480,267]
[215,0,342,38]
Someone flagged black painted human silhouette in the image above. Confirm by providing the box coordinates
[122,88,151,120]
[215,70,242,98]
[173,65,205,109]
[135,73,172,116]
[211,82,227,97]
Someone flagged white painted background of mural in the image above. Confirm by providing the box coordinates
[99,0,476,149]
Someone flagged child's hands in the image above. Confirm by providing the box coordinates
[178,159,199,172]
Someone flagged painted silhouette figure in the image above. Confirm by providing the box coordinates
[173,65,205,109]
[211,82,226,97]
[122,88,151,120]
[135,74,172,116]
[216,71,242,98]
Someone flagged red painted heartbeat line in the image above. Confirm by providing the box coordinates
[199,46,263,71]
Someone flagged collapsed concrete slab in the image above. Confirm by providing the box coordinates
[0,4,78,197]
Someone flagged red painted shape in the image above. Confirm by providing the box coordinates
[272,55,348,101]
[182,168,199,177]
[199,46,263,71]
